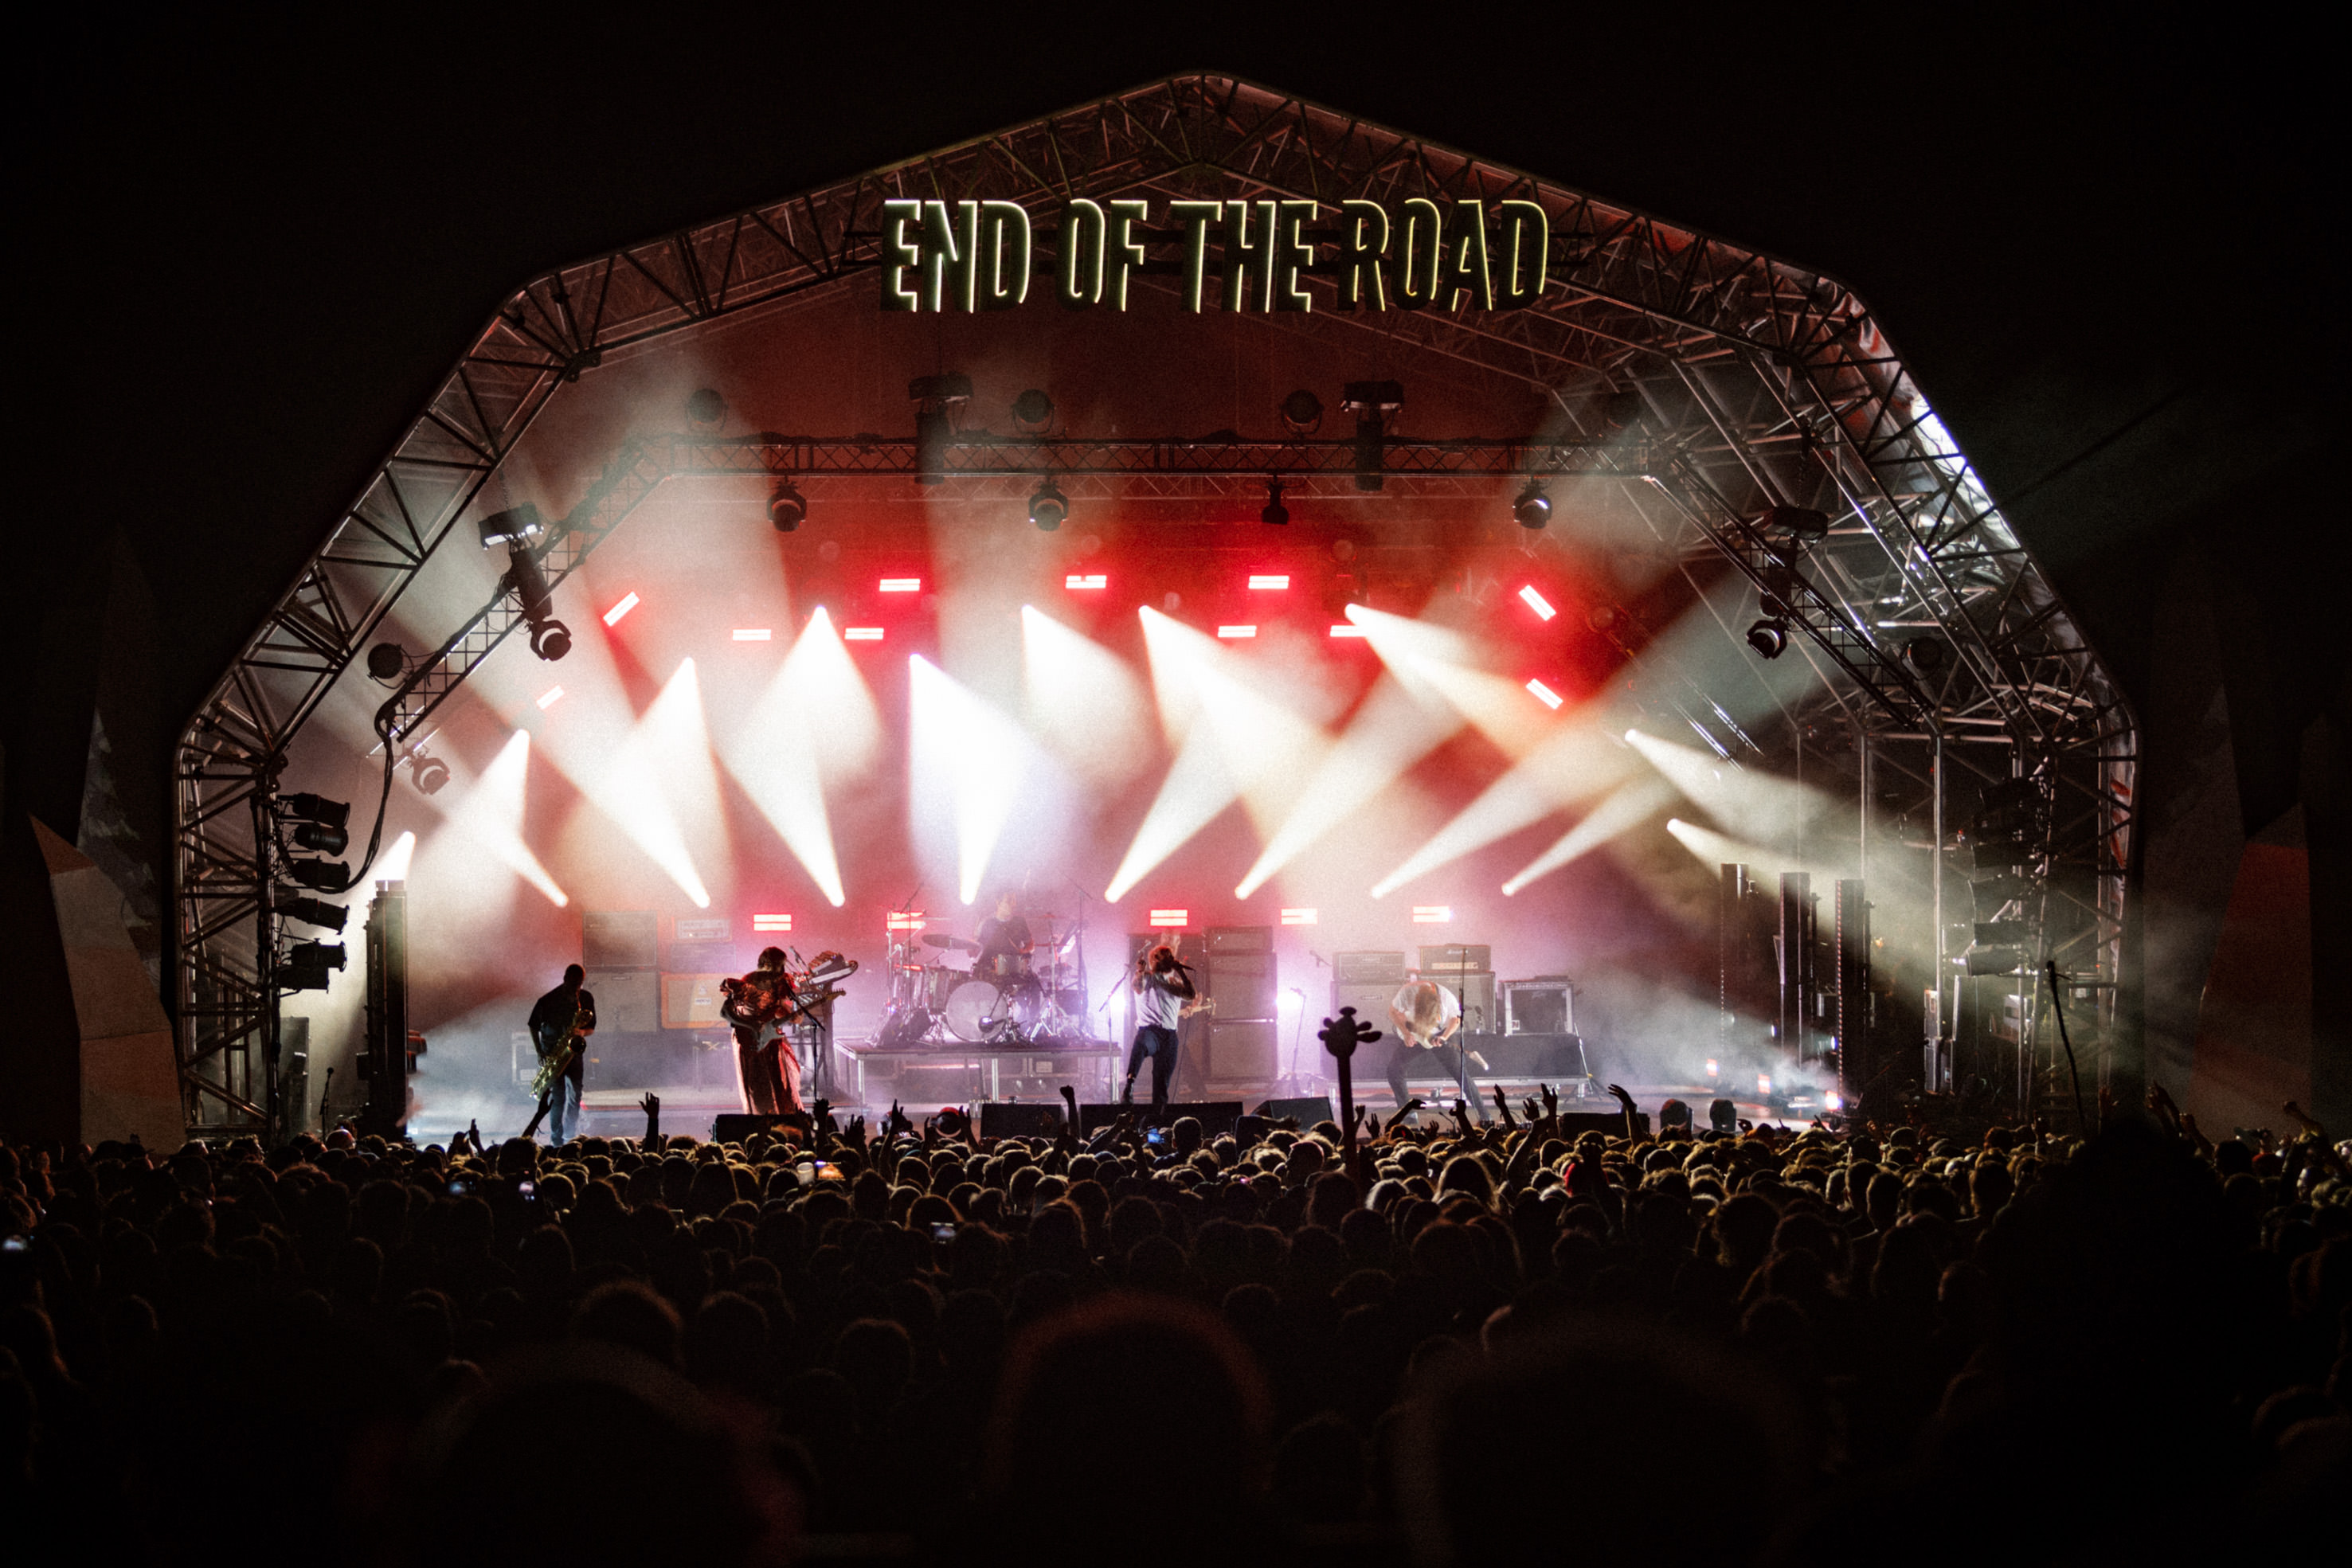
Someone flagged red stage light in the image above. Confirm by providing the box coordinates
[1065,573,1107,589]
[879,577,922,593]
[1329,624,1368,638]
[1246,574,1289,590]
[752,913,792,932]
[1517,585,1556,621]
[602,592,640,627]
[535,686,565,710]
[842,627,884,642]
[1279,908,1317,925]
[1411,905,1453,924]
[1216,625,1258,639]
[732,628,772,642]
[1524,678,1563,709]
[1147,909,1188,928]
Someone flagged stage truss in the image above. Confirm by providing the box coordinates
[173,72,2135,1137]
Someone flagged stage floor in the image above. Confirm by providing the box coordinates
[406,1078,1796,1146]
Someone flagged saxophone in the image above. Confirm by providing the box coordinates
[530,992,593,1100]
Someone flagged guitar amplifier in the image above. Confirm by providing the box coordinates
[661,973,727,1029]
[583,909,659,970]
[1335,950,1407,984]
[1205,952,1276,1021]
[585,969,659,1033]
[1206,925,1273,955]
[1439,972,1498,1034]
[1205,1019,1279,1083]
[1329,980,1399,1030]
[1418,944,1492,974]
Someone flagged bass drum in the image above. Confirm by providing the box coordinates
[945,980,1011,1043]
[921,964,965,1012]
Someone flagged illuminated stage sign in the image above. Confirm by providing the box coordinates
[880,197,1548,314]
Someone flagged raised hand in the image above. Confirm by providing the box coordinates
[1492,1085,1516,1128]
[847,1114,868,1147]
[1540,1083,1558,1117]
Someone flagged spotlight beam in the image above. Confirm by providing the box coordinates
[444,729,568,907]
[1500,777,1677,895]
[1625,728,1835,854]
[910,656,1036,905]
[591,659,717,909]
[1371,722,1634,897]
[721,608,880,907]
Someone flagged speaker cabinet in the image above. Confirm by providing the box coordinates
[583,909,659,970]
[662,973,727,1029]
[1334,950,1407,984]
[1329,980,1399,1030]
[712,1112,791,1144]
[1206,1019,1278,1082]
[585,969,659,1033]
[1206,952,1276,1021]
[980,1102,1066,1139]
[1253,1094,1334,1125]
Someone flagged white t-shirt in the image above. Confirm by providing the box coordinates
[1136,971,1187,1030]
[1391,980,1462,1044]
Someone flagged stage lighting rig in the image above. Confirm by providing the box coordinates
[1261,479,1289,526]
[1012,388,1055,431]
[1904,635,1949,676]
[1746,618,1789,659]
[366,642,409,682]
[1029,479,1068,531]
[1513,480,1552,530]
[283,856,350,892]
[273,890,347,933]
[476,503,544,549]
[280,940,346,992]
[409,746,450,796]
[503,545,572,662]
[1279,389,1324,434]
[1340,380,1402,493]
[1601,388,1646,431]
[769,479,807,532]
[685,387,727,428]
[280,792,350,856]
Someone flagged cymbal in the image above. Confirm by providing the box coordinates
[922,933,980,952]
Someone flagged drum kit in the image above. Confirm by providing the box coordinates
[879,910,1095,1049]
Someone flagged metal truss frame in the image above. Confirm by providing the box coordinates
[172,72,2134,1138]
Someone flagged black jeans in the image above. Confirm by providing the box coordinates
[1384,1040,1470,1109]
[1125,1025,1180,1120]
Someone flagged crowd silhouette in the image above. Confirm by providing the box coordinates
[2,1081,2345,1563]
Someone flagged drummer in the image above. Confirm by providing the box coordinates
[975,890,1034,981]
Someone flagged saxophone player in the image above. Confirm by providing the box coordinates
[526,964,597,1144]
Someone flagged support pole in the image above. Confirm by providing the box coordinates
[1931,732,1947,1093]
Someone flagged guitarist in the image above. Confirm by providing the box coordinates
[527,964,597,1144]
[722,947,796,1116]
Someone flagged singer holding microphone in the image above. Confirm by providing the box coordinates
[1121,942,1196,1125]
